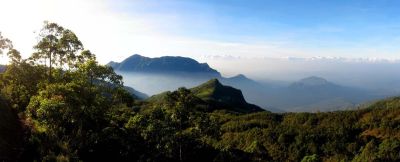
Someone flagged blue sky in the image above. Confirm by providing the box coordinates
[122,0,400,52]
[1,0,400,64]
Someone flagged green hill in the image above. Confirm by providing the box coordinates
[209,96,400,161]
[147,79,264,113]
[123,86,149,100]
[191,79,264,113]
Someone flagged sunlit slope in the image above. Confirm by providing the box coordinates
[147,79,265,113]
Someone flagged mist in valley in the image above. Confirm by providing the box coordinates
[203,57,400,92]
[118,71,213,95]
[117,57,400,112]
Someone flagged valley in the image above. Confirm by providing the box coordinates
[110,54,396,112]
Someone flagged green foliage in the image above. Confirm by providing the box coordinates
[0,32,13,55]
[32,21,84,82]
[301,154,319,162]
[0,62,46,112]
[0,22,140,161]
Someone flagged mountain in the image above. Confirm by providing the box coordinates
[123,86,149,100]
[289,76,331,88]
[288,76,373,102]
[191,79,264,113]
[219,74,280,110]
[109,54,274,108]
[221,74,262,88]
[260,76,380,112]
[110,54,389,112]
[147,79,264,113]
[108,54,221,77]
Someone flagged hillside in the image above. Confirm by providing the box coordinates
[142,86,400,161]
[124,86,149,100]
[147,79,264,113]
[191,79,264,113]
[209,96,400,161]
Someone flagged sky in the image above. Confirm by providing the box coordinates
[1,0,400,68]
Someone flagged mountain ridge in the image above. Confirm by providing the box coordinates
[148,78,265,113]
[290,76,330,87]
[108,54,221,77]
[111,54,389,112]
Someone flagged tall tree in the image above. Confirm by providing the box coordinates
[0,32,23,65]
[0,32,13,55]
[33,21,83,81]
[7,49,22,64]
[59,29,83,68]
[165,88,198,162]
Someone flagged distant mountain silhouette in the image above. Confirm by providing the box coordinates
[289,76,331,88]
[288,76,369,100]
[108,54,221,77]
[260,76,380,112]
[221,74,262,87]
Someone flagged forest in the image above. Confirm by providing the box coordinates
[0,22,399,162]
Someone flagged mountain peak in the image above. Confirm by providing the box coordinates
[232,74,248,79]
[202,78,222,87]
[296,76,329,86]
[191,79,264,113]
[128,54,147,59]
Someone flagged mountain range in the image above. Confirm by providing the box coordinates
[261,76,379,112]
[108,54,392,112]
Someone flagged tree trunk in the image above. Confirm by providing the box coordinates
[49,51,52,82]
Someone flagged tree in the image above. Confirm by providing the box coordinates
[59,29,83,68]
[0,32,13,55]
[0,62,46,112]
[165,88,197,162]
[300,154,319,162]
[7,49,22,64]
[25,59,132,160]
[32,21,83,81]
[0,38,45,112]
[0,32,20,64]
